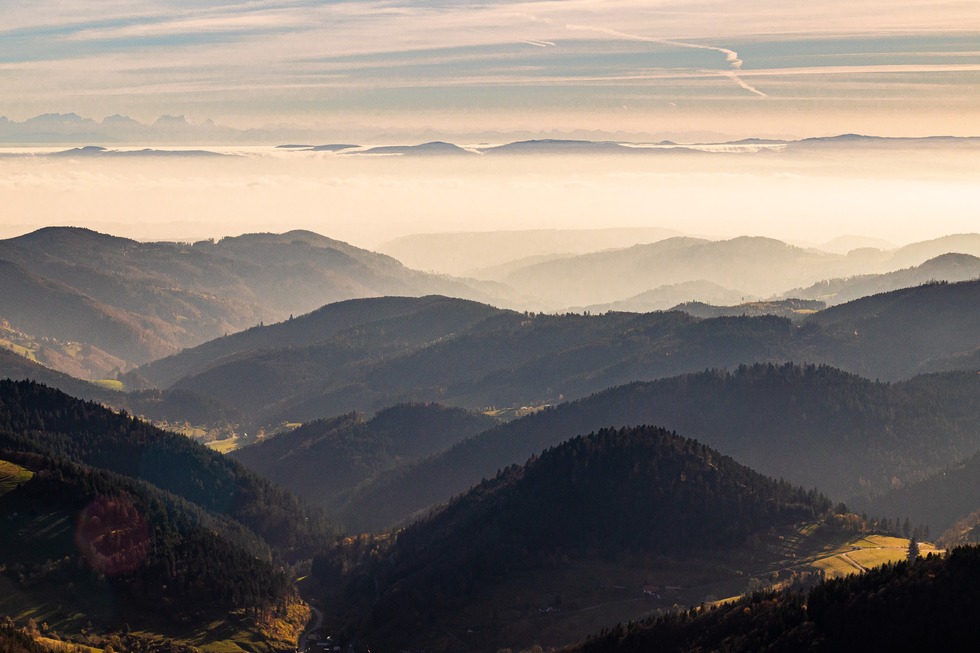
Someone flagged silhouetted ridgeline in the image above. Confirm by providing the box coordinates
[570,546,980,653]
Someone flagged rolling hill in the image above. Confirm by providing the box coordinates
[0,380,333,560]
[127,295,507,390]
[313,425,835,652]
[803,280,980,379]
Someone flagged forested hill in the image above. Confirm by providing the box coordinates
[803,279,980,379]
[314,425,832,650]
[0,379,330,640]
[128,295,508,389]
[569,546,980,653]
[0,454,292,629]
[230,403,497,516]
[339,365,980,532]
[0,379,333,559]
[863,447,980,541]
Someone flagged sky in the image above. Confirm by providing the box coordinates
[2,1,980,139]
[1,2,979,250]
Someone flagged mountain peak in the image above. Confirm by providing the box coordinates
[154,114,189,126]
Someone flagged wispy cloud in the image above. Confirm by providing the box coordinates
[1,1,979,134]
[565,24,767,97]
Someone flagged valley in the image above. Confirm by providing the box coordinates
[0,224,978,653]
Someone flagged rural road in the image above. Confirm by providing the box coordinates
[298,606,324,650]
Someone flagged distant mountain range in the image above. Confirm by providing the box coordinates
[3,113,979,150]
[381,227,681,278]
[0,112,311,144]
[498,234,980,308]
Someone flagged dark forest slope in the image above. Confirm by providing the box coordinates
[569,546,980,653]
[803,280,980,378]
[230,403,497,517]
[0,380,332,559]
[314,425,832,651]
[340,365,980,531]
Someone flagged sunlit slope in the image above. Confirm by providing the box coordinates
[0,227,499,373]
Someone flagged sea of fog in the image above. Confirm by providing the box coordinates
[1,141,978,249]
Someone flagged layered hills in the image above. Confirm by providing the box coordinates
[0,227,497,376]
[3,226,978,383]
[126,280,980,433]
[334,364,980,532]
[784,252,980,306]
[498,234,980,308]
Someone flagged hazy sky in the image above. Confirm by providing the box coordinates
[2,1,979,138]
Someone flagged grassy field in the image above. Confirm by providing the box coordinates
[1,339,38,360]
[91,379,124,391]
[809,533,941,578]
[0,459,34,496]
[207,436,249,454]
[37,637,103,653]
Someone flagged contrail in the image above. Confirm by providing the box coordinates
[566,24,766,97]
